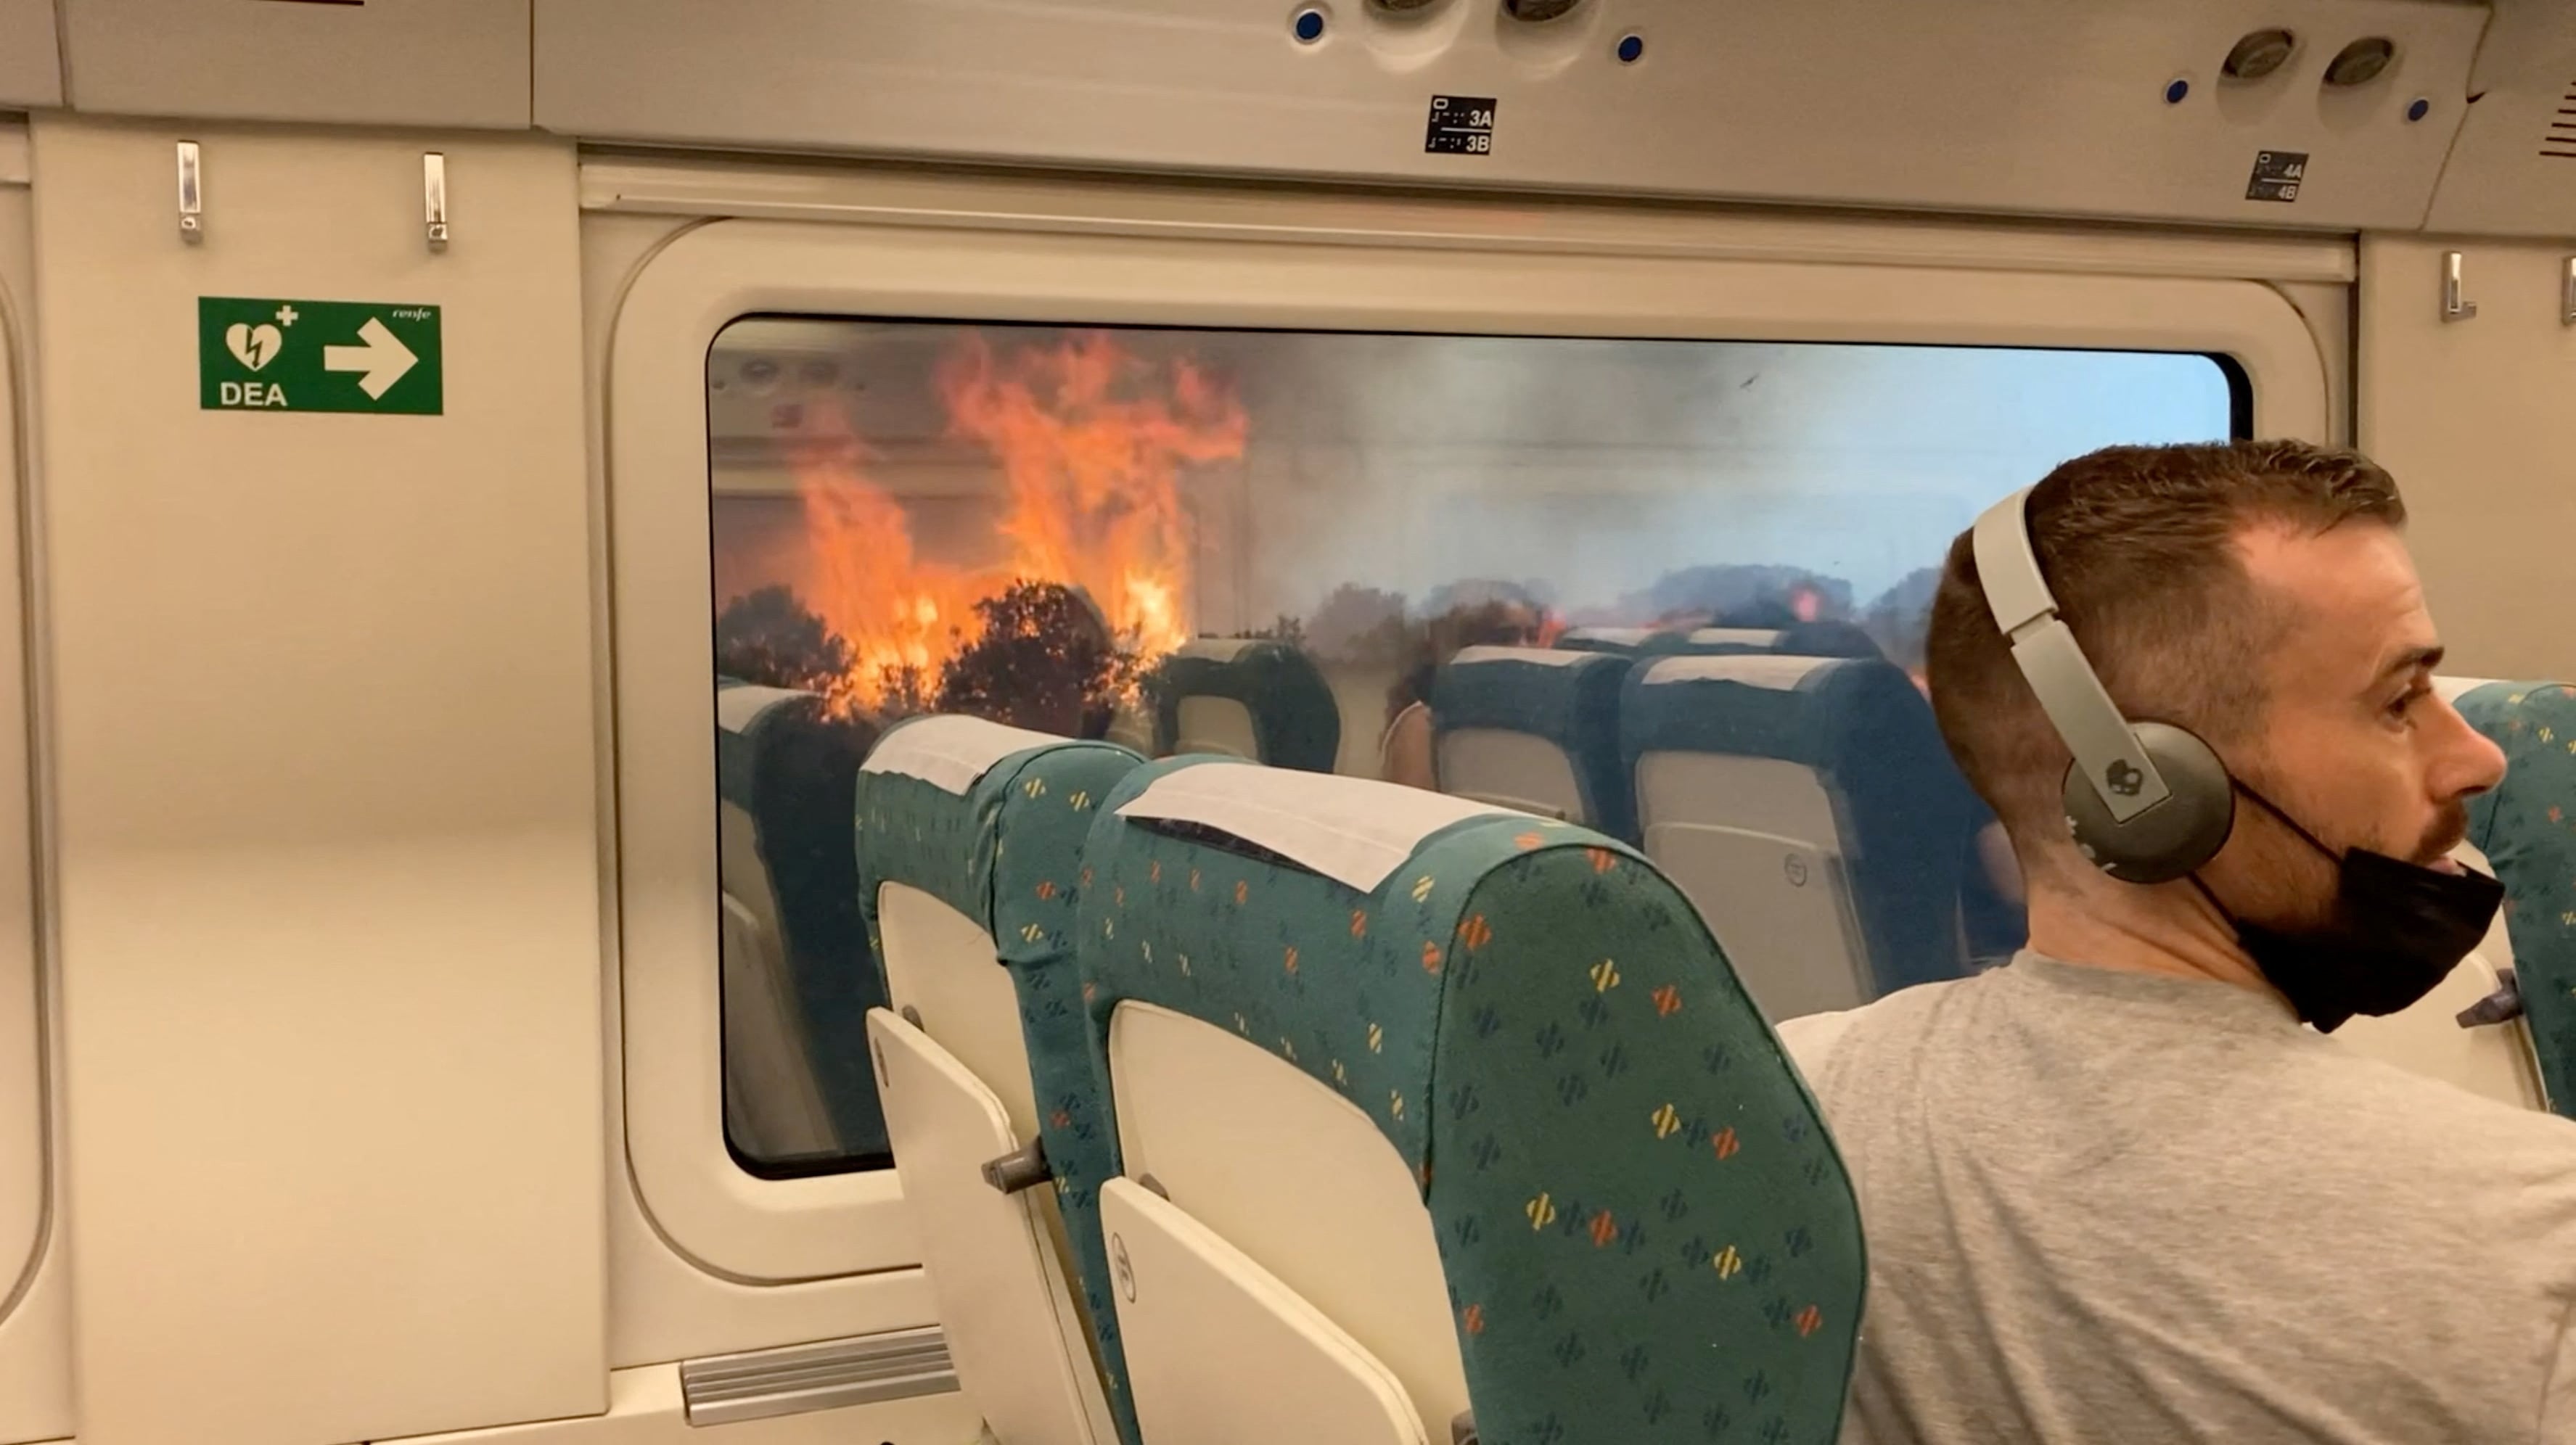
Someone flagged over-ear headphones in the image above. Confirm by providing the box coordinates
[1969,487,2236,884]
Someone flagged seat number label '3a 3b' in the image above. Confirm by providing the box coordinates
[197,297,443,415]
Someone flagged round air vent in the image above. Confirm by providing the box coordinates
[2223,28,2297,80]
[2324,36,2396,87]
[1502,0,1584,22]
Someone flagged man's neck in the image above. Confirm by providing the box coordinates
[2023,872,2286,1008]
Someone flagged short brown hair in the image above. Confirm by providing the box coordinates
[1924,440,2405,863]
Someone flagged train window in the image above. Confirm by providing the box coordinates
[705,316,2241,1175]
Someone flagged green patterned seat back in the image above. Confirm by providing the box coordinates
[1432,645,1637,841]
[852,716,1149,1445]
[1681,627,1784,656]
[1148,636,1342,773]
[2455,681,2576,1117]
[1070,757,1866,1445]
[1623,654,1974,1000]
[1558,627,1690,658]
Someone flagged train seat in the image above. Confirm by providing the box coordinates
[715,680,885,1166]
[2339,679,2572,1114]
[1624,654,1974,1023]
[1683,627,1784,655]
[1769,621,1885,660]
[1556,626,1686,657]
[853,715,1148,1445]
[1149,636,1342,773]
[1064,757,1865,1445]
[1430,645,1634,839]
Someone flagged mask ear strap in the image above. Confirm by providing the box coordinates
[2185,872,2242,927]
[2231,780,2339,860]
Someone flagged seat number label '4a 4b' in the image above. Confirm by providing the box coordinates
[198,297,443,415]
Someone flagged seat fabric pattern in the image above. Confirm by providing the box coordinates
[1432,647,1636,841]
[1062,756,1866,1445]
[1149,638,1342,772]
[2456,680,2576,1117]
[1622,656,1973,997]
[853,724,1149,1445]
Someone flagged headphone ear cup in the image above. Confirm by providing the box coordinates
[2062,721,2236,884]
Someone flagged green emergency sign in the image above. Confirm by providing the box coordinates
[197,297,443,416]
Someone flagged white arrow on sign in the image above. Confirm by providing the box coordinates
[323,317,419,400]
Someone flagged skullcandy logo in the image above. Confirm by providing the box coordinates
[2104,759,2145,798]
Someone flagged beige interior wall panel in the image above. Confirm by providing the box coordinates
[33,116,605,1445]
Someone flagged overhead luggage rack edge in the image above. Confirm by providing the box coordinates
[576,155,2358,287]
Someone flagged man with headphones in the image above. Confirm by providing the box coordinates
[1778,440,2576,1442]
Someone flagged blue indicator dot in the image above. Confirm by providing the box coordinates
[2165,78,2191,104]
[1617,33,1645,64]
[2408,97,2432,123]
[1294,8,1325,42]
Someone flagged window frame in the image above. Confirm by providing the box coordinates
[607,210,2328,1283]
[0,164,44,1343]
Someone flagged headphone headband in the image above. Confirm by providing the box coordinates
[1969,487,2173,824]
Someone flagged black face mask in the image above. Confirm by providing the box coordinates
[2190,785,2503,1034]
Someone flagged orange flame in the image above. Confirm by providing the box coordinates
[768,329,1247,715]
[940,331,1243,658]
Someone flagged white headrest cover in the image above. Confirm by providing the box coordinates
[717,684,813,735]
[1566,627,1654,646]
[1644,654,1838,691]
[1179,636,1262,662]
[863,715,1068,797]
[1449,645,1592,670]
[1115,765,1508,893]
[2435,675,2498,706]
[1689,628,1782,649]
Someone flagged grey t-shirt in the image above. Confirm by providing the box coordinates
[1777,954,2576,1444]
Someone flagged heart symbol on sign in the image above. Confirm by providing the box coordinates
[225,322,283,372]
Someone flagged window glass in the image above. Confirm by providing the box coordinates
[707,317,2241,1174]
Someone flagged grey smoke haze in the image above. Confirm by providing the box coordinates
[1221,332,2234,624]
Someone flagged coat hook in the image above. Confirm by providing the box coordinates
[2441,250,2477,323]
[423,152,448,253]
[176,141,202,244]
[2561,256,2575,327]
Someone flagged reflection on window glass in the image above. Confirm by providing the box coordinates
[706,316,2241,1174]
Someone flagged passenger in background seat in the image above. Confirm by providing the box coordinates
[1780,441,2576,1444]
[1379,598,1543,790]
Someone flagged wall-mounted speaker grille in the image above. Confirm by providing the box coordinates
[2543,83,2576,160]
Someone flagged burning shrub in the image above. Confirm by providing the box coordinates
[715,585,855,695]
[934,580,1142,739]
[763,329,1248,717]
